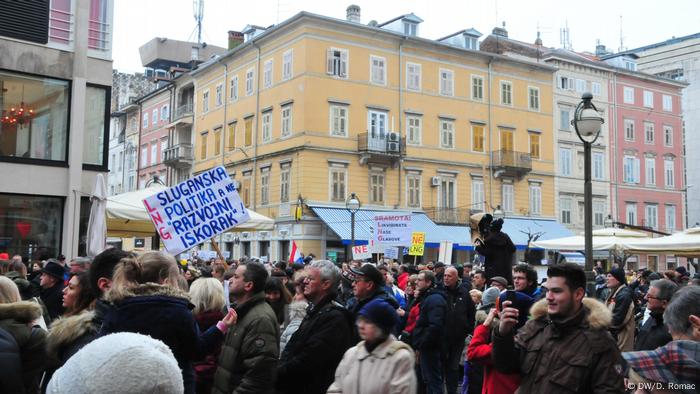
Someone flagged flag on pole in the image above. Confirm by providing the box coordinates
[289,241,303,263]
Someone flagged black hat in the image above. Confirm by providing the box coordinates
[490,218,504,232]
[42,261,65,280]
[434,262,446,269]
[350,264,384,287]
[607,268,627,285]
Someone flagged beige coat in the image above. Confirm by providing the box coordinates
[606,284,635,352]
[327,335,416,394]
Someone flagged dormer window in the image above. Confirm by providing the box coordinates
[465,36,479,50]
[403,22,417,36]
[624,60,637,71]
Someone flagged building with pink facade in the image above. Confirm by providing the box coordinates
[137,86,172,187]
[604,53,687,271]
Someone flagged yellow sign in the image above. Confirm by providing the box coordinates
[409,232,426,256]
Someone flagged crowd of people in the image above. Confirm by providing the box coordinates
[0,248,698,393]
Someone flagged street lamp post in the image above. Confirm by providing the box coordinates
[572,93,605,295]
[346,193,361,248]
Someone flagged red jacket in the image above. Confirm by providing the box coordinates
[404,302,420,333]
[467,324,520,394]
[397,272,409,291]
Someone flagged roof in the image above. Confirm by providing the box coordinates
[437,28,483,42]
[628,32,700,54]
[600,52,639,60]
[377,13,424,27]
[443,217,573,251]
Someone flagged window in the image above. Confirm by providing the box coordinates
[624,87,634,104]
[559,147,572,176]
[200,132,208,159]
[244,117,253,146]
[500,129,514,151]
[246,68,254,95]
[330,167,347,201]
[117,151,123,171]
[594,200,605,226]
[370,56,386,85]
[150,143,157,165]
[140,146,148,167]
[561,198,572,224]
[216,84,223,106]
[326,48,348,78]
[624,156,640,183]
[575,79,586,93]
[263,59,273,88]
[643,91,654,108]
[406,63,421,91]
[645,204,658,229]
[624,119,635,141]
[502,183,514,213]
[439,177,456,212]
[500,81,512,105]
[152,109,158,126]
[560,108,570,131]
[280,166,290,203]
[528,87,540,111]
[662,95,672,111]
[227,122,236,151]
[403,22,417,36]
[465,36,478,50]
[529,183,542,215]
[472,179,485,212]
[161,105,169,121]
[370,172,385,203]
[368,111,388,142]
[407,174,421,208]
[262,111,272,143]
[440,69,454,96]
[214,127,222,156]
[593,152,604,180]
[627,203,637,226]
[592,82,601,96]
[0,194,63,259]
[625,60,637,71]
[202,90,210,113]
[143,112,149,128]
[645,122,654,144]
[160,138,168,162]
[281,105,292,137]
[440,119,454,148]
[407,115,421,145]
[665,205,676,232]
[529,133,540,159]
[83,85,109,166]
[230,76,238,101]
[283,49,293,80]
[472,125,485,152]
[559,76,572,90]
[260,168,270,205]
[664,159,674,188]
[241,174,251,206]
[330,105,348,136]
[472,75,484,100]
[645,158,656,186]
[664,126,673,147]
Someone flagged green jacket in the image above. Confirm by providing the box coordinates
[212,292,280,394]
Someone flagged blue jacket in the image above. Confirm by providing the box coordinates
[411,287,447,351]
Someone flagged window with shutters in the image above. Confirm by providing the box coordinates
[528,87,540,111]
[330,105,348,137]
[329,167,347,201]
[216,84,223,107]
[280,166,290,203]
[560,147,572,176]
[370,55,386,85]
[645,204,658,229]
[407,174,421,208]
[230,76,238,101]
[283,49,293,80]
[260,168,270,205]
[326,48,348,78]
[262,112,272,143]
[665,159,674,188]
[593,152,604,180]
[440,120,454,148]
[152,109,158,126]
[594,200,605,226]
[281,105,292,137]
[406,63,421,91]
[214,127,222,156]
[624,119,635,141]
[245,68,254,95]
[529,184,542,215]
[624,156,640,183]
[592,82,601,96]
[575,79,586,93]
[645,158,656,186]
[502,183,514,213]
[643,91,654,108]
[501,81,512,105]
[244,117,253,146]
[627,203,637,226]
[263,59,273,88]
[664,126,673,147]
[662,95,673,111]
[440,69,454,96]
[472,179,485,212]
[560,108,570,131]
[624,87,634,104]
[472,125,485,152]
[645,122,655,144]
[202,90,209,113]
[200,132,208,159]
[472,75,484,101]
[370,172,385,204]
[529,133,540,159]
[665,205,676,232]
[561,198,572,224]
[227,122,236,151]
[407,115,421,145]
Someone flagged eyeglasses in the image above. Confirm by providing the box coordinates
[646,295,665,301]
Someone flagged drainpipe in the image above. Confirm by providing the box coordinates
[252,41,261,210]
[398,37,406,208]
[487,58,495,209]
[611,72,619,220]
[216,57,229,251]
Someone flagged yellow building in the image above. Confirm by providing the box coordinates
[188,11,559,263]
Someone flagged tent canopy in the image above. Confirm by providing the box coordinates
[531,228,649,251]
[106,185,274,237]
[623,227,700,254]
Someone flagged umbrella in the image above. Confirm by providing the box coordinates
[86,174,108,257]
[531,228,649,251]
[623,227,700,254]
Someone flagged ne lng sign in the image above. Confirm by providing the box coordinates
[143,166,250,255]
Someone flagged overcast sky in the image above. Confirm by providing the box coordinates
[113,0,699,72]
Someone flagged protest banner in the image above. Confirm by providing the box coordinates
[352,244,372,260]
[143,166,250,256]
[383,246,399,259]
[373,213,412,245]
[408,231,426,257]
[438,241,453,264]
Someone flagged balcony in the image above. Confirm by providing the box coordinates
[424,207,480,225]
[163,143,194,169]
[492,149,532,178]
[168,102,193,127]
[358,132,405,165]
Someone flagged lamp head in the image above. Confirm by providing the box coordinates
[346,192,361,213]
[572,93,604,143]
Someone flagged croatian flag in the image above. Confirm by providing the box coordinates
[289,241,303,263]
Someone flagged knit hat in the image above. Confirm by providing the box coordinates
[481,287,500,309]
[358,299,398,333]
[46,333,183,394]
[607,268,627,285]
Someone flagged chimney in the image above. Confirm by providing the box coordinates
[492,21,508,38]
[595,42,609,57]
[534,31,542,47]
[228,31,244,50]
[346,4,361,23]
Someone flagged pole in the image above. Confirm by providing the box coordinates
[584,141,595,296]
[350,211,356,248]
[210,237,225,261]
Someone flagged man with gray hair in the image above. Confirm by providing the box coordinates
[276,260,355,394]
[623,286,700,393]
[69,257,91,274]
[634,279,678,351]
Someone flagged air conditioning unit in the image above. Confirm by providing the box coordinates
[241,232,250,239]
[387,141,400,153]
[431,176,440,187]
[388,132,400,142]
[259,231,269,239]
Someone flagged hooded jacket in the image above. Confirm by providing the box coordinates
[0,301,47,393]
[279,300,308,354]
[467,323,520,394]
[492,298,626,393]
[475,231,516,285]
[411,286,447,352]
[43,310,98,391]
[99,283,224,394]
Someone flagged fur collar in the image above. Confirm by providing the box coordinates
[529,297,612,330]
[106,282,190,303]
[46,311,96,360]
[0,301,43,323]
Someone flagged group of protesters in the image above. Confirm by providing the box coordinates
[0,246,698,394]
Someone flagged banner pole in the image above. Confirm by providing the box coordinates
[413,255,417,265]
[210,237,225,261]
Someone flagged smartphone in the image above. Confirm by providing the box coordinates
[504,290,517,304]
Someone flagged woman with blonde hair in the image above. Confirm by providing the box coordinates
[99,251,235,394]
[189,277,227,394]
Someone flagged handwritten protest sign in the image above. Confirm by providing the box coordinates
[143,166,250,255]
[409,231,425,256]
[352,244,372,260]
[373,213,412,245]
[383,246,399,259]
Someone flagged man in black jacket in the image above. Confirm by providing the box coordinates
[475,218,516,285]
[345,264,400,320]
[277,260,354,394]
[412,270,447,394]
[39,260,65,322]
[442,266,475,394]
[634,279,677,351]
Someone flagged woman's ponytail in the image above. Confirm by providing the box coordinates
[107,257,142,301]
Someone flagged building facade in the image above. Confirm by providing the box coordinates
[137,87,173,188]
[0,0,113,259]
